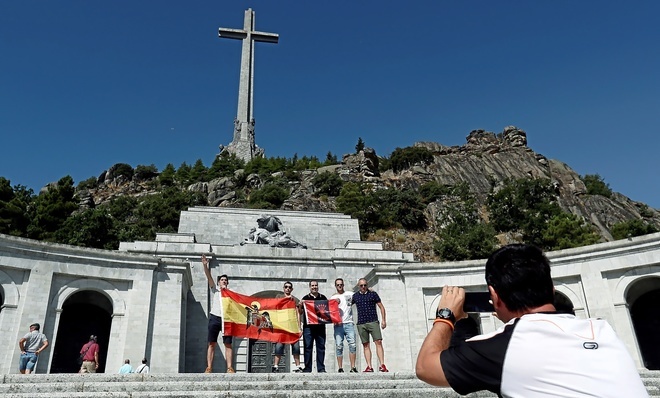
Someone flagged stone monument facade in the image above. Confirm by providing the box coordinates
[2,207,660,374]
[217,8,277,162]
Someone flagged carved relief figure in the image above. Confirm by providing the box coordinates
[241,214,307,248]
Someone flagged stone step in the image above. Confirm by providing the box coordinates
[0,379,436,393]
[2,371,658,397]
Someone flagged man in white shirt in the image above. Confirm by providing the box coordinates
[202,254,234,373]
[416,244,648,397]
[331,278,357,373]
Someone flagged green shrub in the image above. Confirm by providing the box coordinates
[248,183,289,209]
[355,137,365,153]
[611,219,658,240]
[208,153,245,180]
[542,213,600,250]
[312,172,344,197]
[388,146,434,173]
[135,164,159,181]
[433,199,497,261]
[111,163,134,180]
[582,174,612,198]
[77,176,99,190]
[159,164,176,187]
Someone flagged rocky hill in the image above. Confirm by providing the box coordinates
[78,126,660,261]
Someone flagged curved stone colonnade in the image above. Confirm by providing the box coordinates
[390,232,660,370]
[1,212,659,374]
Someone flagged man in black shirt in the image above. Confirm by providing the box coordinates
[301,280,327,373]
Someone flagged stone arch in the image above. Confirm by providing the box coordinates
[50,278,125,315]
[49,279,124,374]
[555,283,588,316]
[0,269,20,308]
[625,276,660,370]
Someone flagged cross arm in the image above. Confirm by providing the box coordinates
[252,31,279,44]
[219,28,247,40]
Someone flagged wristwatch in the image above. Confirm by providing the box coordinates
[436,308,456,324]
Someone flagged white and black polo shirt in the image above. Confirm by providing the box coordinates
[440,313,648,397]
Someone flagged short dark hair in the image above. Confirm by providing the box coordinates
[335,278,344,284]
[217,274,229,283]
[283,281,293,288]
[30,323,40,330]
[485,244,554,312]
[309,280,318,287]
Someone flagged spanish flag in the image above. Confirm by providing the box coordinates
[303,299,342,325]
[221,289,300,344]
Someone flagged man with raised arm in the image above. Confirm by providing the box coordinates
[416,244,648,397]
[202,254,234,373]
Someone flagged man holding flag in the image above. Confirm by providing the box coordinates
[300,280,334,373]
[272,281,303,373]
[202,254,234,373]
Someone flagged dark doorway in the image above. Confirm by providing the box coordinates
[631,289,660,370]
[248,339,278,373]
[51,290,112,373]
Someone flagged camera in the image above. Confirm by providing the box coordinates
[462,292,494,313]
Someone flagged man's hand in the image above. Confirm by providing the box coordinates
[201,254,209,267]
[381,320,387,329]
[438,285,467,321]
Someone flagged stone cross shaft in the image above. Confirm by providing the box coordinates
[218,8,278,161]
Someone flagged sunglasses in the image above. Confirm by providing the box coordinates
[336,284,344,287]
[284,286,292,289]
[359,284,367,287]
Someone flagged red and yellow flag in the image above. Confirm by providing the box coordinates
[221,289,300,344]
[303,299,342,325]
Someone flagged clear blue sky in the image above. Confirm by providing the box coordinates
[1,1,659,208]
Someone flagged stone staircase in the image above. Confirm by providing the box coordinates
[1,371,658,397]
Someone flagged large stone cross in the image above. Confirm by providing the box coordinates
[218,8,278,162]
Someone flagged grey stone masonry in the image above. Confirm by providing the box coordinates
[0,233,192,375]
[218,8,278,162]
[175,207,361,249]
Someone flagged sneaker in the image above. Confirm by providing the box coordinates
[363,366,374,372]
[379,364,389,372]
[338,368,344,373]
[272,366,279,373]
[204,367,212,373]
[350,367,358,373]
[227,367,235,373]
[293,366,304,373]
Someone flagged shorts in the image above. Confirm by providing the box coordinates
[80,360,96,373]
[208,314,233,345]
[357,321,382,343]
[19,352,38,371]
[274,340,301,356]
